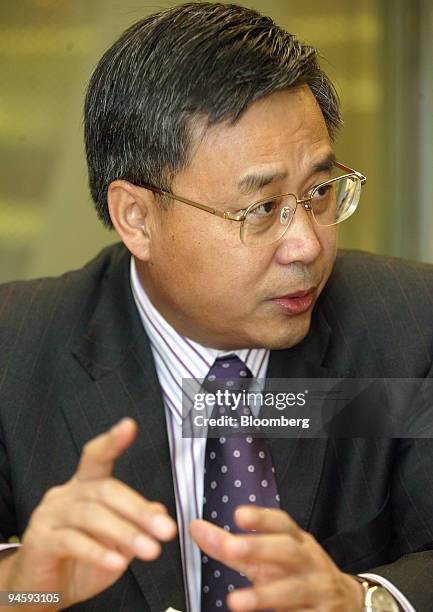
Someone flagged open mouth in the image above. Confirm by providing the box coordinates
[273,288,316,315]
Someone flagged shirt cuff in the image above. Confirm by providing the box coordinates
[0,544,21,551]
[359,572,416,612]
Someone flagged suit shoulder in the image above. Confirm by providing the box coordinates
[0,243,125,314]
[334,249,433,284]
[320,250,433,374]
[0,243,127,373]
[326,249,433,315]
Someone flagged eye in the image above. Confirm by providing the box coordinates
[250,200,278,218]
[312,184,332,200]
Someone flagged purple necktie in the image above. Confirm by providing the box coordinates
[201,354,280,611]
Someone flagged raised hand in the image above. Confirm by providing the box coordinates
[5,418,177,609]
[190,505,362,611]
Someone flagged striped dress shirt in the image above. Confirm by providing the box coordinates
[130,256,415,612]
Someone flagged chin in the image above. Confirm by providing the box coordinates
[251,315,312,350]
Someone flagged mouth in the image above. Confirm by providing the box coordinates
[272,287,316,315]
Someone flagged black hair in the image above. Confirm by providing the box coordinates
[84,2,341,228]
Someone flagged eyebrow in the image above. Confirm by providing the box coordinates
[311,151,337,174]
[237,151,337,196]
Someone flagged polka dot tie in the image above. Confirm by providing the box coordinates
[201,355,280,611]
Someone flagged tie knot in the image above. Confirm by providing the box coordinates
[203,355,252,394]
[207,354,251,381]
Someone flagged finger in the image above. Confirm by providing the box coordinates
[76,418,137,480]
[58,500,162,561]
[78,479,177,541]
[225,533,306,571]
[189,520,251,576]
[228,576,312,611]
[49,527,130,572]
[234,506,304,542]
[190,519,306,581]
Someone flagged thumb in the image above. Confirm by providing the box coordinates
[76,417,138,480]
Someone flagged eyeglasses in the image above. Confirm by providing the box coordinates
[134,161,366,247]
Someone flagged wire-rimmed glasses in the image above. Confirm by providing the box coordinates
[134,161,366,247]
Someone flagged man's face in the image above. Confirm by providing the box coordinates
[136,86,337,350]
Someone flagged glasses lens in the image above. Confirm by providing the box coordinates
[241,195,296,247]
[311,175,361,226]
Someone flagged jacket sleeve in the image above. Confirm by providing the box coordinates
[0,431,18,543]
[364,360,433,611]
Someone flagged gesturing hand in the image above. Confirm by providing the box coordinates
[190,505,363,611]
[7,418,177,609]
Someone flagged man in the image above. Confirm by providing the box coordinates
[0,2,432,611]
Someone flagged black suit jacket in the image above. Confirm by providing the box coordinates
[1,243,433,611]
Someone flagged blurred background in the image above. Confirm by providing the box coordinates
[1,0,432,283]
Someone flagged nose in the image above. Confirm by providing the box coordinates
[274,202,322,265]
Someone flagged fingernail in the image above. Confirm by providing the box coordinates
[134,534,159,557]
[151,515,175,539]
[104,551,126,568]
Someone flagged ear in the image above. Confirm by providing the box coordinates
[107,180,153,261]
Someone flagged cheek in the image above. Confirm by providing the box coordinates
[319,228,338,272]
[151,211,273,309]
[162,217,240,272]
[329,229,338,257]
[150,218,225,293]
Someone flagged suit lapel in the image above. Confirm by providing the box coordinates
[61,246,185,612]
[265,306,341,531]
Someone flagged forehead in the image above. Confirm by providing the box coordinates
[186,86,332,189]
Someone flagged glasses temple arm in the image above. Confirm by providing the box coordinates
[137,183,245,220]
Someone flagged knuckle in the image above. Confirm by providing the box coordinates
[28,504,45,525]
[25,508,44,536]
[282,514,296,530]
[147,501,166,514]
[302,531,317,546]
[258,506,273,521]
[42,484,64,503]
[96,477,114,499]
[29,496,56,528]
[60,530,95,561]
[60,530,84,557]
[76,500,95,523]
[126,529,142,549]
[91,545,107,563]
[82,439,95,456]
[246,563,261,581]
[142,502,163,520]
[24,510,54,549]
[320,576,338,601]
[132,499,154,521]
[222,534,235,558]
[279,533,294,550]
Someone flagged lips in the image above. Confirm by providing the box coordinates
[280,289,315,299]
[273,287,316,315]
